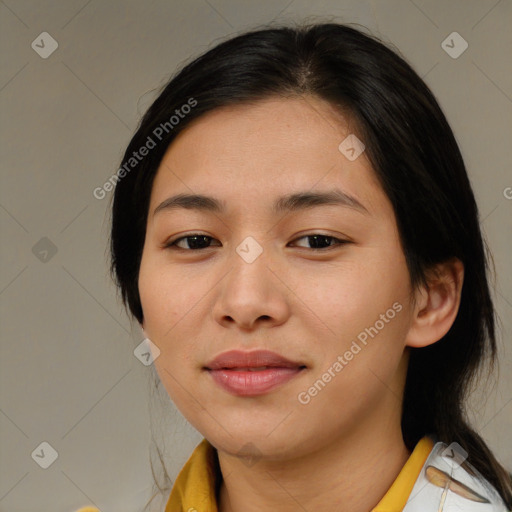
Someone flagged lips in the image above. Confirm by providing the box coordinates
[206,350,304,370]
[205,350,306,396]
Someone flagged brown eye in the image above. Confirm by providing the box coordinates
[291,234,348,250]
[166,234,221,250]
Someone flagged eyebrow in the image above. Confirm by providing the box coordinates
[153,189,369,217]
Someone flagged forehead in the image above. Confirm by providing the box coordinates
[149,96,386,217]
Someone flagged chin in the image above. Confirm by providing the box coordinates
[198,418,309,461]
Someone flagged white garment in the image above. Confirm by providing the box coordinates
[403,441,509,511]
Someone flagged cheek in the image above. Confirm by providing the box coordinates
[139,254,203,334]
[139,261,201,406]
[138,254,217,388]
[291,257,413,400]
[293,256,410,337]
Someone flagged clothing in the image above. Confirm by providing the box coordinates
[165,436,433,511]
[402,441,508,511]
[74,437,508,512]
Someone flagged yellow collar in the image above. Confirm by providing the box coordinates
[165,437,434,512]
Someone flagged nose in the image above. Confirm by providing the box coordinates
[212,245,291,331]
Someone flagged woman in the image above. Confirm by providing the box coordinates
[99,23,510,511]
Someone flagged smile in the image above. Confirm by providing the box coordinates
[205,350,307,396]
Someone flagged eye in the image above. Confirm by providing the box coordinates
[164,234,220,250]
[164,233,348,251]
[290,234,348,250]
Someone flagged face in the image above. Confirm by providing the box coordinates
[139,96,417,460]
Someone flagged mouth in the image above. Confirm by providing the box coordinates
[204,350,307,396]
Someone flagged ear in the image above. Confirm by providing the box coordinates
[405,258,464,348]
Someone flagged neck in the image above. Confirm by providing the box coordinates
[217,417,410,512]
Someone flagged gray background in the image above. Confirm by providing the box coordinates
[0,1,511,511]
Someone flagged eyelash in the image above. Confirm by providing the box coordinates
[164,233,349,251]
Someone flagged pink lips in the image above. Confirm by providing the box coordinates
[205,350,306,396]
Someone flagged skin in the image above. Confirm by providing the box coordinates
[138,96,464,511]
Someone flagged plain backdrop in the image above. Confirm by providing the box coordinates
[0,1,511,511]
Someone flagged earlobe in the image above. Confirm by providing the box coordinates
[406,258,464,348]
